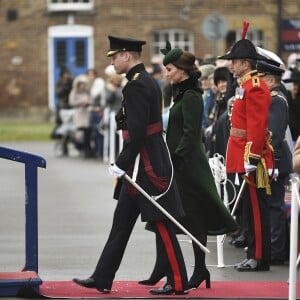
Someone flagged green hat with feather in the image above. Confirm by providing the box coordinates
[160,41,183,66]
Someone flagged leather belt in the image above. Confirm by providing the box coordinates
[122,122,162,140]
[230,127,247,139]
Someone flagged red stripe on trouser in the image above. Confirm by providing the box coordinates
[248,175,262,260]
[156,222,183,292]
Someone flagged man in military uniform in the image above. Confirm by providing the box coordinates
[218,39,274,271]
[257,58,293,265]
[73,36,189,294]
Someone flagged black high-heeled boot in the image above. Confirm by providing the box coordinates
[188,234,211,289]
[188,268,211,289]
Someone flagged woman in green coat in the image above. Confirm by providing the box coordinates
[141,42,237,295]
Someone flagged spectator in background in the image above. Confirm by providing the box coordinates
[150,63,165,90]
[283,71,300,142]
[86,68,106,158]
[69,75,93,158]
[86,68,106,107]
[205,66,231,157]
[213,64,235,158]
[54,66,73,126]
[293,135,300,174]
[104,73,124,158]
[199,64,216,151]
[105,74,124,114]
[52,67,73,155]
[199,64,216,130]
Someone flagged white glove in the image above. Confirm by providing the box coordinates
[268,168,279,180]
[108,163,125,178]
[204,125,213,138]
[244,162,257,173]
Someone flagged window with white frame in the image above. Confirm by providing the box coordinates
[47,0,94,12]
[152,29,194,57]
[228,29,264,48]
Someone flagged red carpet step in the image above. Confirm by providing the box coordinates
[0,272,42,297]
[36,280,299,299]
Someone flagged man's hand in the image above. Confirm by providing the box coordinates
[108,163,125,178]
[244,162,257,173]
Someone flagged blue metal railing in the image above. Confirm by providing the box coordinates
[0,146,46,273]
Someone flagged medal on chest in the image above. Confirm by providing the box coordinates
[235,87,245,99]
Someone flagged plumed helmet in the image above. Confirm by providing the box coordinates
[218,39,266,60]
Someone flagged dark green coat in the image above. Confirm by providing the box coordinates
[166,78,237,235]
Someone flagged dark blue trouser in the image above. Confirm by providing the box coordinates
[91,188,188,292]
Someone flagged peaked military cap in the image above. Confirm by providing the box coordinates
[257,60,284,76]
[107,35,146,57]
[218,39,266,60]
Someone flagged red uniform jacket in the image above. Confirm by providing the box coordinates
[226,71,274,180]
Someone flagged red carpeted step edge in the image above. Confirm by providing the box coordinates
[0,271,39,280]
[38,280,299,299]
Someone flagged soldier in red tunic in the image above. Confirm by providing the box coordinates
[218,38,274,271]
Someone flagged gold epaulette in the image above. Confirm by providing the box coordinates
[252,76,260,87]
[238,70,258,85]
[133,73,140,80]
[271,90,278,97]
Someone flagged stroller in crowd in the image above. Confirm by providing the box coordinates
[52,108,79,157]
[52,107,105,158]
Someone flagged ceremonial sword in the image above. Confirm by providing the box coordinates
[123,174,210,254]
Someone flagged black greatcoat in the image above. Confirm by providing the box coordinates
[115,63,185,222]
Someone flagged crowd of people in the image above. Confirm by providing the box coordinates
[51,28,300,295]
[52,64,124,159]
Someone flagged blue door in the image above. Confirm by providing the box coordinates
[53,37,89,106]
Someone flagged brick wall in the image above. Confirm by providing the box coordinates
[0,0,298,119]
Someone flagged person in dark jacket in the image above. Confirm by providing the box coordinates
[283,71,300,142]
[206,66,232,157]
[257,58,293,264]
[72,36,189,295]
[139,41,237,294]
[55,67,73,126]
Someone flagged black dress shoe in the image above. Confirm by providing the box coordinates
[150,283,188,295]
[73,277,96,288]
[236,259,270,272]
[72,277,111,293]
